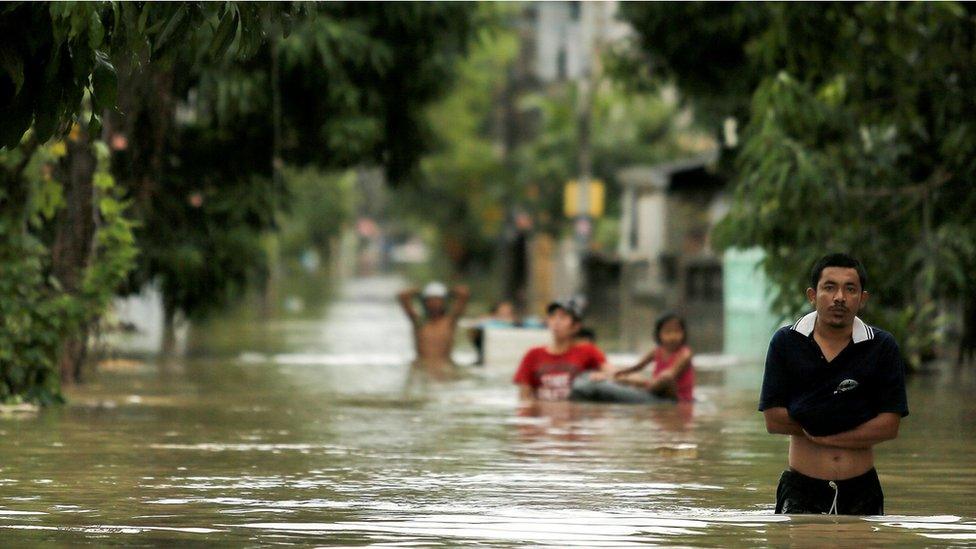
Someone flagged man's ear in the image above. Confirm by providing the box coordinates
[805,287,816,305]
[859,291,869,307]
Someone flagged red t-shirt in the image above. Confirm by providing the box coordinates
[513,343,606,400]
[652,345,695,402]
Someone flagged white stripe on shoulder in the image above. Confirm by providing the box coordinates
[852,316,871,343]
[790,311,817,336]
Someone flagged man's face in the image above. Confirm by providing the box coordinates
[423,297,446,316]
[546,309,579,340]
[806,267,869,329]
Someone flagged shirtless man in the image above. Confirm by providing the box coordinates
[759,253,909,515]
[398,282,470,370]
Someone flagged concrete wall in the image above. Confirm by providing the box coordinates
[722,247,783,361]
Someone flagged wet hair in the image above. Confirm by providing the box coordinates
[810,253,868,292]
[654,312,687,345]
[576,327,596,342]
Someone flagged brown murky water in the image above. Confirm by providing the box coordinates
[2,276,975,546]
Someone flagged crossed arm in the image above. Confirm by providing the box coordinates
[763,408,901,449]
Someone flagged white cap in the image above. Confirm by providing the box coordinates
[421,281,448,299]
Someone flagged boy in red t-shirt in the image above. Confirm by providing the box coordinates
[513,298,613,401]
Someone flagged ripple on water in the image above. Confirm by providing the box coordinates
[2,275,974,546]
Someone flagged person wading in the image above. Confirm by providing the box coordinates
[759,253,909,515]
[398,282,470,373]
[514,298,614,401]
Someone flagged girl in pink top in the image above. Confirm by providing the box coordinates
[614,312,695,402]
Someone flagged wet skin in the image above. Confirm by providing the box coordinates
[517,308,613,401]
[398,286,470,373]
[763,266,901,480]
[614,318,692,398]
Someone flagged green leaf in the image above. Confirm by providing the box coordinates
[0,105,31,149]
[34,179,65,220]
[93,171,114,191]
[88,9,104,49]
[88,111,102,139]
[209,10,239,59]
[153,5,188,54]
[98,196,121,216]
[0,46,24,94]
[137,4,151,33]
[33,86,62,143]
[91,50,117,112]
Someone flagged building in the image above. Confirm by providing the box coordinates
[615,151,727,352]
[528,1,632,84]
[615,151,782,357]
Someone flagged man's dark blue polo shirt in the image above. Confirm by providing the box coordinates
[759,312,909,437]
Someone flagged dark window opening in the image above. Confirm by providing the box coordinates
[686,264,722,302]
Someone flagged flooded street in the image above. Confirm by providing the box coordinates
[2,276,975,546]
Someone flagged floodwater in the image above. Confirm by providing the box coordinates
[2,276,975,547]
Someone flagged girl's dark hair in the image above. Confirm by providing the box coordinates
[654,312,687,345]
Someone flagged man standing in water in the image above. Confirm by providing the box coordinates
[759,253,909,515]
[398,282,470,371]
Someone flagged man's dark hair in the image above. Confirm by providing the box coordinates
[810,253,868,291]
[654,312,687,345]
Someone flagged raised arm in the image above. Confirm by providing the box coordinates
[805,413,901,449]
[397,288,421,326]
[763,407,807,436]
[448,284,471,320]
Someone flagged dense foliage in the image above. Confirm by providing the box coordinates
[114,3,477,329]
[623,2,976,365]
[0,133,135,403]
[0,2,479,402]
[403,5,714,275]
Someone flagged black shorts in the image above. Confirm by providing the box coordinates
[775,468,884,515]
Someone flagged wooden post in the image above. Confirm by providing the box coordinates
[528,233,555,318]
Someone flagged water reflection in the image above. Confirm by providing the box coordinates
[1,276,975,546]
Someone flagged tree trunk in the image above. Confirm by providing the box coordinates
[161,299,178,358]
[959,293,976,367]
[52,134,97,384]
[58,333,89,384]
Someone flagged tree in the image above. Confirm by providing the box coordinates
[391,9,520,274]
[399,5,716,280]
[616,2,769,131]
[0,2,480,402]
[1,3,273,385]
[514,81,713,243]
[624,2,976,366]
[0,133,135,401]
[110,3,479,349]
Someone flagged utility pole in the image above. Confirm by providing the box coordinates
[573,3,605,293]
